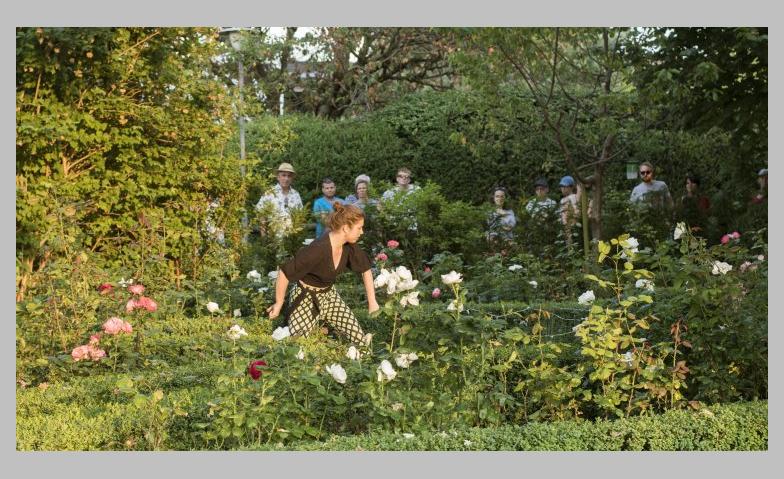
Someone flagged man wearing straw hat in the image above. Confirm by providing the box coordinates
[255,162,304,237]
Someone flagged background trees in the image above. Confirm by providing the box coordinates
[16,27,767,296]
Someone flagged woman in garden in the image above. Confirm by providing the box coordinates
[486,186,517,247]
[267,203,378,346]
[345,174,378,210]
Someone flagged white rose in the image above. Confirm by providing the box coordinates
[620,237,640,259]
[528,280,538,288]
[447,299,464,313]
[374,268,391,288]
[296,348,305,360]
[227,324,248,340]
[508,264,523,272]
[441,271,463,285]
[635,279,654,292]
[578,290,595,305]
[325,364,347,384]
[673,222,687,241]
[711,261,732,276]
[258,287,269,293]
[386,273,400,295]
[391,402,404,411]
[400,291,420,307]
[206,302,221,314]
[395,265,413,282]
[395,352,419,368]
[402,433,415,439]
[396,279,419,292]
[268,270,279,280]
[376,359,397,382]
[233,308,242,318]
[346,345,361,361]
[246,270,262,282]
[271,326,291,341]
[303,238,314,245]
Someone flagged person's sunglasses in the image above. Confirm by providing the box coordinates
[639,170,652,176]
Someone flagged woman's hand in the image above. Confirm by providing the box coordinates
[267,302,283,319]
[368,300,380,315]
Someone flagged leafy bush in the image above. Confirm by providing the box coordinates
[245,400,767,451]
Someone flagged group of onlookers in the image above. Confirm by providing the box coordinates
[252,160,768,245]
[255,164,420,239]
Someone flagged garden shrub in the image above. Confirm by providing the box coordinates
[244,400,767,451]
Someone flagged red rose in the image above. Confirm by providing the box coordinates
[97,283,114,295]
[248,360,269,380]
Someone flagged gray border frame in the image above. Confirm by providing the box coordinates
[6,0,779,477]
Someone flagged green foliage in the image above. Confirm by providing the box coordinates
[17,27,239,300]
[246,400,767,451]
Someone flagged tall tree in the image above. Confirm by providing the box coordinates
[453,27,639,241]
[220,27,457,119]
[624,27,768,175]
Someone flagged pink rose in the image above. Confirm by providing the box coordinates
[89,346,106,361]
[731,231,741,239]
[121,321,133,333]
[386,240,399,249]
[138,296,158,312]
[424,266,431,273]
[375,252,388,262]
[128,284,145,295]
[103,317,125,335]
[89,333,102,346]
[71,345,90,361]
[71,344,105,362]
[432,288,442,299]
[720,234,730,245]
[125,298,138,312]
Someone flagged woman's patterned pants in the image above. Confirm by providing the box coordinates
[286,282,366,344]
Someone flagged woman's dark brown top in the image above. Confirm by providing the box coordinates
[280,234,371,288]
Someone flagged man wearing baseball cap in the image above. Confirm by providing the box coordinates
[255,162,304,237]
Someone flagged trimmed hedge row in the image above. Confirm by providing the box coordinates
[246,401,767,451]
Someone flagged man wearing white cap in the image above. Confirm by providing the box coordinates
[255,162,304,237]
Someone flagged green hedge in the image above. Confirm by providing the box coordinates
[246,401,767,451]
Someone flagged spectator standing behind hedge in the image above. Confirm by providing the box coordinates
[751,168,767,205]
[558,176,582,247]
[677,173,711,233]
[525,177,558,222]
[558,176,581,227]
[629,162,674,210]
[346,174,378,210]
[313,178,345,238]
[267,203,377,347]
[486,186,517,246]
[255,162,304,237]
[381,167,420,202]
